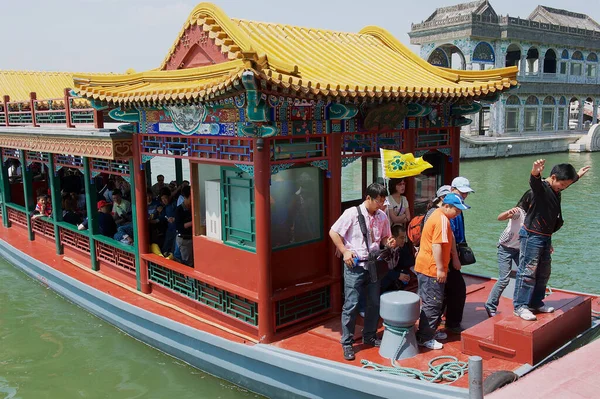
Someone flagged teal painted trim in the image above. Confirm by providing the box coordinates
[5,202,28,212]
[118,123,136,133]
[451,102,482,116]
[19,150,34,241]
[55,220,90,236]
[93,233,136,254]
[223,241,257,253]
[175,158,183,185]
[89,98,109,111]
[108,108,140,123]
[47,154,63,254]
[327,103,358,120]
[83,157,98,271]
[241,71,269,123]
[128,158,142,291]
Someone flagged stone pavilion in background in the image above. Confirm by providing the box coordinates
[410,1,600,136]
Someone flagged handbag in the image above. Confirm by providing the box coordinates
[457,242,476,265]
[356,206,387,283]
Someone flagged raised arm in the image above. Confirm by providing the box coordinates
[497,207,521,221]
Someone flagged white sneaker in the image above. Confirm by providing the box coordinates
[418,339,443,350]
[532,305,555,313]
[77,224,86,231]
[514,307,537,321]
[434,331,448,340]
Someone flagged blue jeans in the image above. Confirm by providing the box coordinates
[340,265,380,346]
[513,228,552,310]
[113,223,134,243]
[486,245,520,313]
[357,268,405,313]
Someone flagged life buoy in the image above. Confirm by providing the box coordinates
[483,370,518,394]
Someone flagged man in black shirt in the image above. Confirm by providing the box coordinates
[513,159,590,321]
[175,185,193,266]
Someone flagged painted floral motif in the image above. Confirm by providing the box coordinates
[390,156,405,171]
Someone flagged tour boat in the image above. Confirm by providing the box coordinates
[1,3,598,398]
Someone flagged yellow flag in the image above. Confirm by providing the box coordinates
[379,149,433,178]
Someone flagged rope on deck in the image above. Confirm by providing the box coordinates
[360,324,468,384]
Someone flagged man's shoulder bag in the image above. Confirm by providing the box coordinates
[355,206,387,283]
[457,242,476,266]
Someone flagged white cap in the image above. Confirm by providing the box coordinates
[451,176,474,193]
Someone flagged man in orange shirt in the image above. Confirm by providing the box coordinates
[415,193,469,350]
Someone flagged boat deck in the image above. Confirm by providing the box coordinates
[3,224,599,390]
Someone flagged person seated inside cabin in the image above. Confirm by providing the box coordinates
[114,223,134,246]
[147,189,163,247]
[151,174,166,198]
[32,195,52,219]
[76,188,87,215]
[99,179,116,203]
[62,196,83,226]
[62,168,82,195]
[175,185,193,266]
[111,189,131,225]
[115,176,131,201]
[97,200,117,238]
[7,159,22,183]
[158,188,177,257]
[176,180,190,206]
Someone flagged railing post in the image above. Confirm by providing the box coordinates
[83,157,99,270]
[3,95,10,127]
[30,92,39,127]
[19,150,34,241]
[64,88,74,128]
[47,154,63,254]
[132,133,151,293]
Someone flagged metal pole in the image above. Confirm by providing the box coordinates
[468,356,484,399]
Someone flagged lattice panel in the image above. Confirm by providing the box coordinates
[54,154,84,170]
[148,262,258,326]
[2,148,19,160]
[70,109,95,124]
[32,218,55,239]
[275,286,331,327]
[35,110,67,124]
[0,113,5,125]
[26,151,50,166]
[415,129,450,149]
[141,135,253,163]
[95,241,136,274]
[90,158,130,177]
[7,208,27,227]
[270,136,327,161]
[60,227,90,254]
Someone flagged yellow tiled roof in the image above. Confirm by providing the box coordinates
[0,70,78,102]
[74,2,518,105]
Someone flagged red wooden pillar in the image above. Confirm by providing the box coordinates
[361,155,367,199]
[132,133,151,293]
[328,133,343,312]
[254,137,274,343]
[94,109,104,129]
[29,92,38,127]
[64,89,74,128]
[3,95,10,127]
[450,126,461,179]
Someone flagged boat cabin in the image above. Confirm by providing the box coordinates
[0,3,518,345]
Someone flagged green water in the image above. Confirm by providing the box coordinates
[0,259,262,399]
[460,152,600,294]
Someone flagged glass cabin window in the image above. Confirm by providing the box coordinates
[571,63,582,76]
[221,168,255,251]
[271,167,322,249]
[542,108,554,131]
[505,108,519,132]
